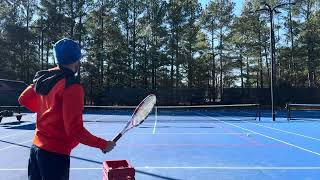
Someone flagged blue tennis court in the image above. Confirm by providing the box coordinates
[0,108,320,180]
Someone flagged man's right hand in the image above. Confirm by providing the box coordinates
[102,141,116,154]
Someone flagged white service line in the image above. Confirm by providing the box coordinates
[1,166,320,171]
[96,132,256,135]
[200,112,320,157]
[152,109,158,134]
[85,116,108,122]
[138,166,320,170]
[153,132,256,135]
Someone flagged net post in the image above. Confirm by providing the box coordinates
[286,104,290,121]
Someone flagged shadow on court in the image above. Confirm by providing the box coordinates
[0,139,31,149]
[0,121,25,126]
[71,156,183,180]
[0,139,182,180]
[0,121,36,130]
[6,123,36,130]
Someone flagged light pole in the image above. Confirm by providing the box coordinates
[254,1,296,121]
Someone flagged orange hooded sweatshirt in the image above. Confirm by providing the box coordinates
[19,66,107,155]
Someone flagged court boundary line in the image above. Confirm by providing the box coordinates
[1,166,320,171]
[216,112,320,142]
[96,132,257,135]
[199,112,320,157]
[249,121,320,142]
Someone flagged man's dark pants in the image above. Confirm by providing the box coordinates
[28,145,70,180]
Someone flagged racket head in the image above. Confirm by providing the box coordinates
[113,94,156,142]
[130,94,156,127]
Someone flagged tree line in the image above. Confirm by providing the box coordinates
[0,0,319,102]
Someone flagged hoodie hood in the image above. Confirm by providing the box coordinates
[33,67,76,95]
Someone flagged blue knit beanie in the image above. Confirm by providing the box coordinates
[53,38,81,65]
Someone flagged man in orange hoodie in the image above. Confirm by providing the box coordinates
[19,38,115,180]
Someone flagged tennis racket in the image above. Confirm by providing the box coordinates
[112,94,157,142]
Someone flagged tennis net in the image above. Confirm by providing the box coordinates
[286,104,320,121]
[83,104,261,123]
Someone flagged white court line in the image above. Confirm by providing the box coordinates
[0,140,31,151]
[152,108,158,134]
[84,116,108,122]
[153,132,255,135]
[240,111,320,142]
[0,131,32,139]
[139,166,320,170]
[96,132,256,135]
[249,122,320,142]
[202,112,320,157]
[1,166,320,171]
[225,111,320,142]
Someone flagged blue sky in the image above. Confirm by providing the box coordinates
[199,0,245,16]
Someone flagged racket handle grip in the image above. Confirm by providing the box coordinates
[113,133,122,142]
